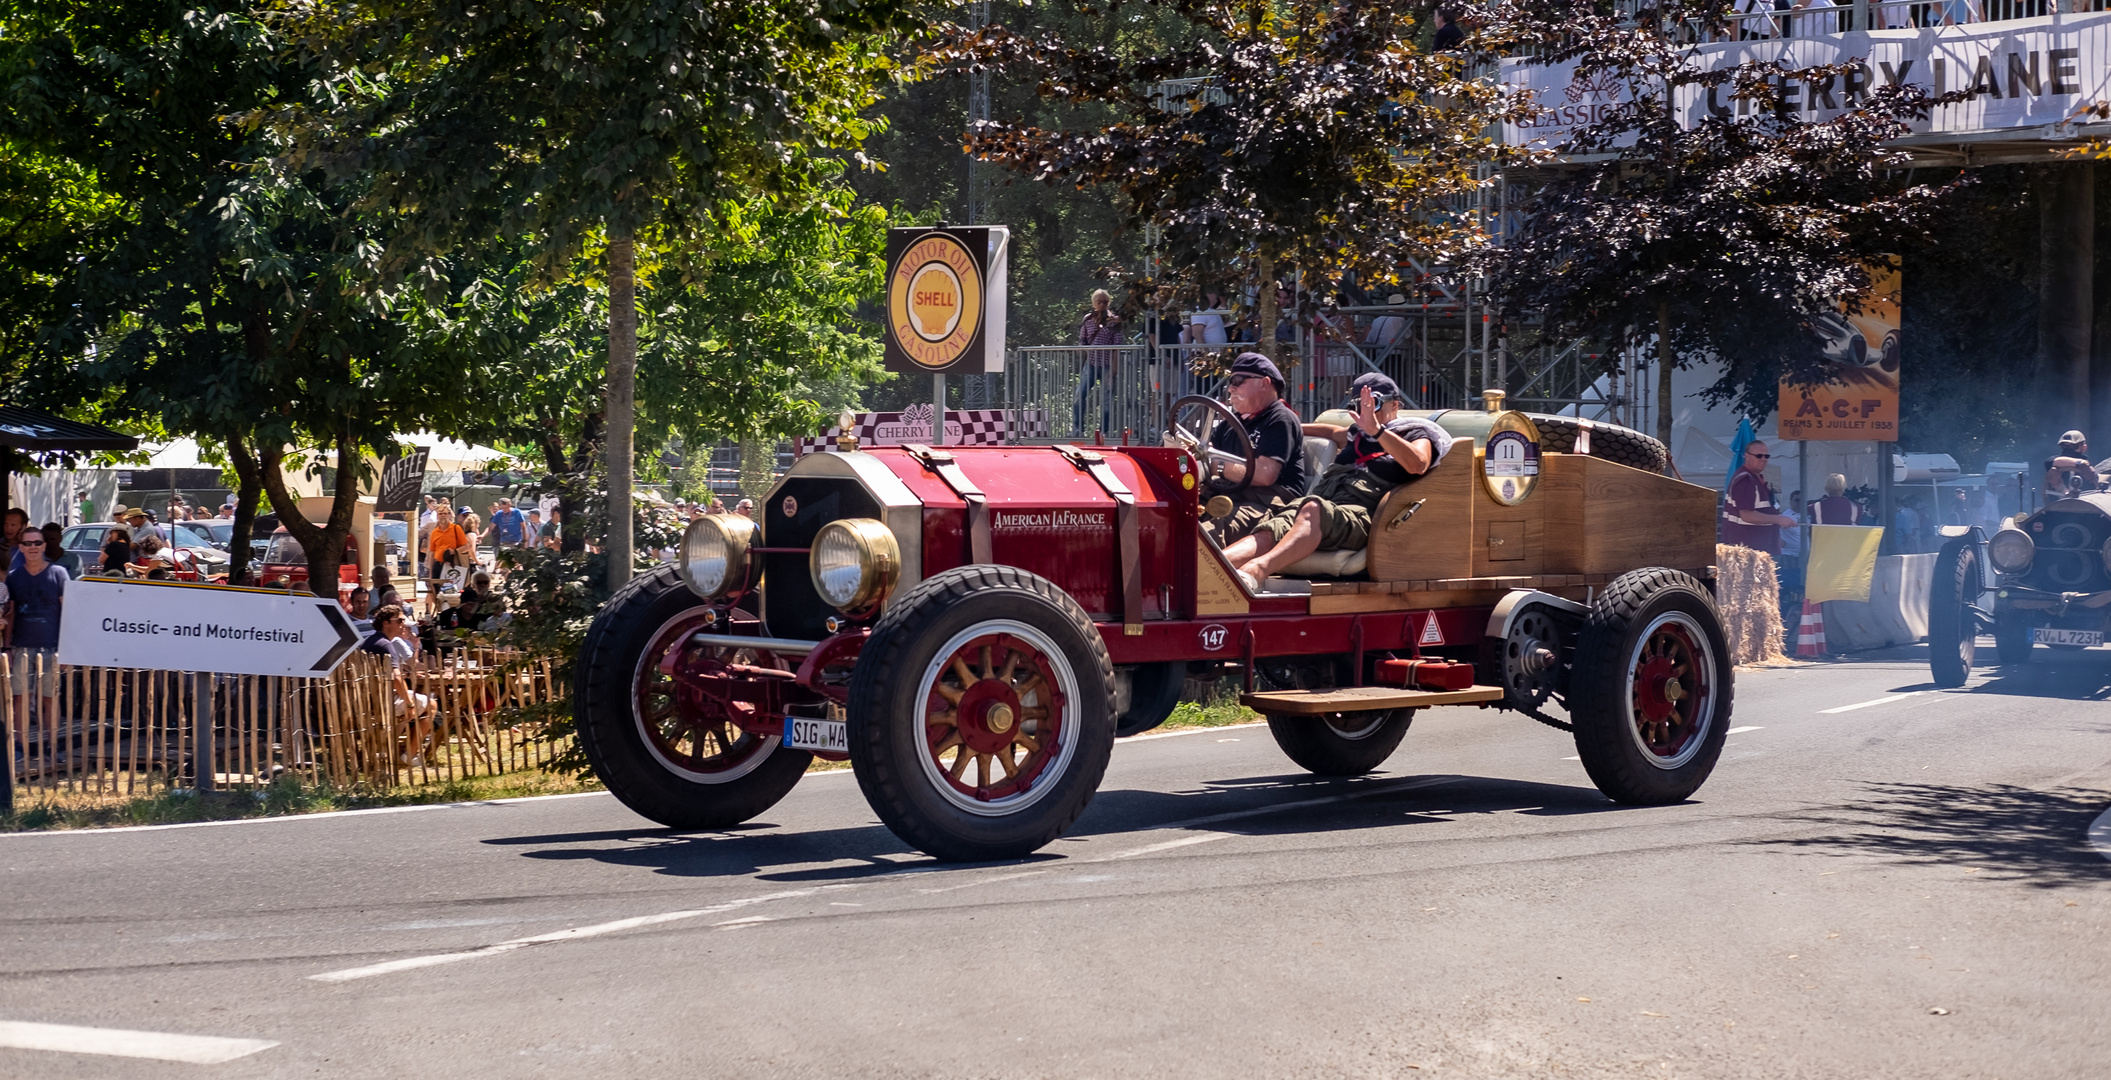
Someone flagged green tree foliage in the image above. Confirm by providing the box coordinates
[1482,0,1966,442]
[277,0,910,588]
[0,0,475,591]
[933,0,1535,359]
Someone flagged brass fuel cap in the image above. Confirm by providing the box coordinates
[1205,494,1235,520]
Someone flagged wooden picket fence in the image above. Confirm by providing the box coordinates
[0,646,568,805]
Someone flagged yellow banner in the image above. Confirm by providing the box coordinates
[1778,265,1900,442]
[1805,525,1885,603]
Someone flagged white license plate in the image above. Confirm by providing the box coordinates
[2032,627,2103,647]
[784,717,849,753]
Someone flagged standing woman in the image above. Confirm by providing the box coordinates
[99,527,135,575]
[1075,288,1124,437]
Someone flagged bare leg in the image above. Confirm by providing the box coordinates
[1241,502,1327,579]
[1219,530,1277,568]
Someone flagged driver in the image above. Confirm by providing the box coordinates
[1201,352,1307,544]
[2044,429,2100,499]
[1219,373,1454,588]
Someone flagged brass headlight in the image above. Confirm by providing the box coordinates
[1988,527,2034,574]
[680,514,758,599]
[810,518,900,612]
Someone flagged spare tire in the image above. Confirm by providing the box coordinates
[1530,415,1671,474]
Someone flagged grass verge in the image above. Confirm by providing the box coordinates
[0,770,605,832]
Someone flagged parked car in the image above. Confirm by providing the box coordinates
[259,527,360,595]
[57,522,217,580]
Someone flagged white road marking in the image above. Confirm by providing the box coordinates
[713,916,775,929]
[0,1020,276,1064]
[1727,726,1763,734]
[917,869,1050,894]
[1560,756,1580,761]
[1099,834,1230,860]
[2090,806,2111,863]
[1821,693,1921,714]
[308,889,820,983]
[1121,721,1266,743]
[1086,776,1457,861]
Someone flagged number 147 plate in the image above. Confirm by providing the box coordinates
[2032,627,2103,647]
[785,717,849,753]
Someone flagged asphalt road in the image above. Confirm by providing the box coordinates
[2,645,2108,1079]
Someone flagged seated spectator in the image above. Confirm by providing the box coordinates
[370,605,433,767]
[100,527,135,575]
[1218,373,1454,586]
[129,535,175,578]
[346,586,374,638]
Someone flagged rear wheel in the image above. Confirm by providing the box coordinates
[848,566,1116,861]
[1568,568,1732,805]
[1928,538,1981,688]
[1266,710,1413,776]
[574,566,812,830]
[1116,662,1185,737]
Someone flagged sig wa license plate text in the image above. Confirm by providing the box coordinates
[785,717,849,753]
[2032,627,2103,647]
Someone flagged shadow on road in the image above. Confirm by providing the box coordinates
[1753,781,2111,887]
[478,770,1628,881]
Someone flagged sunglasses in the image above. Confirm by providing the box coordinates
[18,539,45,547]
[1747,452,1770,460]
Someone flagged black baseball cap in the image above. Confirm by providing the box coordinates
[1228,352,1285,395]
[1348,372,1404,404]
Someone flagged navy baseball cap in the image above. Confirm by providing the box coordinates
[1228,352,1285,395]
[1348,372,1404,403]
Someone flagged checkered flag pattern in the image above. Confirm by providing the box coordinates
[795,409,1049,456]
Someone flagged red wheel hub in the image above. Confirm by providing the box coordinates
[1630,623,1706,758]
[634,612,776,778]
[925,634,1066,800]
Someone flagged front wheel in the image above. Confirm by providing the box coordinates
[1928,538,1981,688]
[574,565,812,830]
[1266,710,1413,776]
[1568,568,1733,805]
[848,566,1116,861]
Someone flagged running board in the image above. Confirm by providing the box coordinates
[1240,684,1505,715]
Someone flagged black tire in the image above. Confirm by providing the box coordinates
[1116,662,1186,737]
[1994,616,2034,664]
[1568,568,1733,805]
[1528,415,1671,474]
[1928,538,1980,688]
[574,565,812,830]
[1265,710,1414,776]
[848,565,1116,861]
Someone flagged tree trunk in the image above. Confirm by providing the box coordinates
[605,230,638,591]
[1255,253,1278,362]
[1655,301,1675,449]
[224,434,264,587]
[258,432,360,600]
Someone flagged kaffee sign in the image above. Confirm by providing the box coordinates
[883,226,1010,375]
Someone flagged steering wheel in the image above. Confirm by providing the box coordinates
[1164,394,1256,493]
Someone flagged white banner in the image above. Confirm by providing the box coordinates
[57,578,361,678]
[1502,12,2111,149]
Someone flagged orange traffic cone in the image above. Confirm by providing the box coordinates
[1795,600,1827,657]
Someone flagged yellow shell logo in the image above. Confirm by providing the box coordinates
[888,233,983,370]
[908,263,963,341]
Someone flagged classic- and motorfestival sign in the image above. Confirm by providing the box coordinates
[1501,14,2111,150]
[57,578,361,678]
[883,226,1009,375]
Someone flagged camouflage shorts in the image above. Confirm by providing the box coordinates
[1255,467,1394,552]
[1202,485,1298,546]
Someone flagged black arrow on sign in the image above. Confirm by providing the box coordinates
[314,603,359,673]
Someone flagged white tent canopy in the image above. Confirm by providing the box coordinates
[137,434,508,474]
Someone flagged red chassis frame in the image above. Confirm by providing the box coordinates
[662,445,1498,753]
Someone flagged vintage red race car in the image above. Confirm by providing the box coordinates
[576,393,1732,860]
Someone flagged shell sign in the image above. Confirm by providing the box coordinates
[883,227,1008,375]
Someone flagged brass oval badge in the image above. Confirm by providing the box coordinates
[781,495,798,518]
[1481,412,1543,507]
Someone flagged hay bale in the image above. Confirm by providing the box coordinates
[1715,543,1786,666]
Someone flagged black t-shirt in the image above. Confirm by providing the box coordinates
[1214,398,1306,495]
[1334,417,1447,487]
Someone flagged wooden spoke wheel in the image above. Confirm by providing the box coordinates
[574,566,810,830]
[1625,615,1713,769]
[633,612,780,784]
[848,566,1116,861]
[917,625,1076,814]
